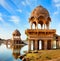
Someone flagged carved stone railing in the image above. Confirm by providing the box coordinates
[25,29,56,35]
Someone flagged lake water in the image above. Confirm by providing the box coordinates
[0,43,28,61]
[0,42,56,61]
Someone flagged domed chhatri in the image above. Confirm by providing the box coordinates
[29,5,51,29]
[11,29,25,46]
[12,29,21,36]
[12,29,22,45]
[25,5,57,52]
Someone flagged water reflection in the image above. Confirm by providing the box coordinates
[0,42,26,61]
[12,45,23,59]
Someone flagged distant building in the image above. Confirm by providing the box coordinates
[11,29,24,46]
[10,30,25,59]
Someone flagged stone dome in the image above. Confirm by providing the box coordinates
[29,5,51,23]
[12,29,21,36]
[31,5,50,18]
[29,5,51,29]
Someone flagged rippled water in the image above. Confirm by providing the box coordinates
[0,43,28,61]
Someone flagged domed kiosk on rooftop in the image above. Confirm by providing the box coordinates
[29,5,51,29]
[12,29,21,36]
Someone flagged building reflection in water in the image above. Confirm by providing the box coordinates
[12,45,23,59]
[6,29,25,60]
[11,29,25,59]
[6,43,24,59]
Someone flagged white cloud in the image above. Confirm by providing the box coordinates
[0,13,4,22]
[53,0,60,7]
[53,0,60,3]
[10,16,20,24]
[56,23,60,35]
[21,0,30,6]
[54,11,58,15]
[25,0,30,5]
[55,3,60,7]
[53,0,60,15]
[21,0,37,10]
[21,1,26,6]
[0,0,15,14]
[11,0,21,8]
[26,0,37,9]
[17,9,22,13]
[0,17,4,21]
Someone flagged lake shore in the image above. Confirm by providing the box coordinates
[21,49,60,61]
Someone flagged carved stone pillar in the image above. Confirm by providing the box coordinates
[47,24,49,29]
[59,40,60,48]
[31,23,32,29]
[51,40,53,49]
[57,37,60,48]
[44,24,45,29]
[56,40,59,49]
[33,40,35,50]
[44,40,47,50]
[35,24,36,29]
[37,40,39,50]
[47,40,51,50]
[35,40,38,50]
[41,24,43,29]
[42,40,44,50]
[28,40,31,52]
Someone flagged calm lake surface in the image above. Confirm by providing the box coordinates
[0,42,56,61]
[0,43,28,61]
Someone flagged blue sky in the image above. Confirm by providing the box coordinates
[0,0,60,40]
